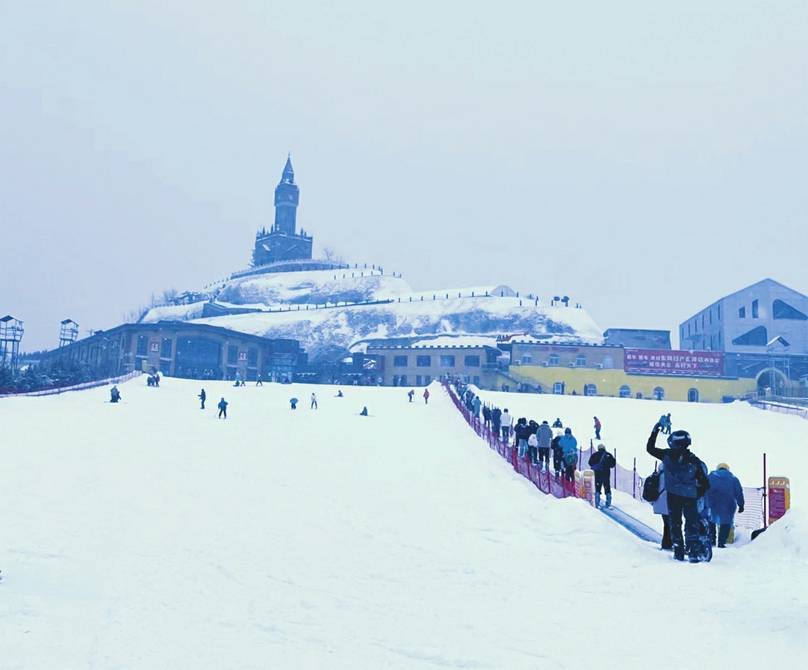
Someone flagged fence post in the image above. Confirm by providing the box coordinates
[614,448,618,489]
[632,457,637,498]
[763,452,768,529]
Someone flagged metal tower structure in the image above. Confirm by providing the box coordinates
[59,318,79,348]
[0,315,24,373]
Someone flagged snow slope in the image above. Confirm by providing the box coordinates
[1,379,803,668]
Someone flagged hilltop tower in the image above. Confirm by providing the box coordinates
[252,155,313,267]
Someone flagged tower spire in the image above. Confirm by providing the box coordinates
[281,153,294,184]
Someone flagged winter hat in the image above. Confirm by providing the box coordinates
[564,427,572,435]
[717,463,730,471]
[597,443,606,450]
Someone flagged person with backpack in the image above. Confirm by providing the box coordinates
[706,463,745,548]
[588,443,616,508]
[500,409,513,444]
[536,420,553,471]
[491,407,502,435]
[559,427,578,483]
[593,416,602,440]
[646,423,710,562]
[217,397,228,419]
[198,388,206,409]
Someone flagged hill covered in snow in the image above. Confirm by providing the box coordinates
[140,269,602,361]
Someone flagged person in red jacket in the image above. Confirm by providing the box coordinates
[593,416,602,440]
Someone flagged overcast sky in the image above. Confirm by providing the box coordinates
[2,1,807,350]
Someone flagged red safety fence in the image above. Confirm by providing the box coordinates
[445,382,768,532]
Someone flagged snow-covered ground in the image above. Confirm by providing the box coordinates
[1,378,804,668]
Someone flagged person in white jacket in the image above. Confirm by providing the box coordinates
[500,409,513,444]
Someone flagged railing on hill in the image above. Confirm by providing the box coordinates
[445,382,768,533]
[0,371,142,398]
[750,398,808,421]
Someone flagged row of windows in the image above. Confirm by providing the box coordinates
[393,374,481,386]
[520,354,614,368]
[686,298,807,340]
[393,354,480,368]
[549,383,699,402]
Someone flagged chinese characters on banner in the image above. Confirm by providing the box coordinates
[768,476,790,525]
[624,349,724,377]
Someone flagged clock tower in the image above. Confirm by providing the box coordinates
[252,155,314,267]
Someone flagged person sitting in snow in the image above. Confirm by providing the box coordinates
[360,406,368,416]
[588,443,616,508]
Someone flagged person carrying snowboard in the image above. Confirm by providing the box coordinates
[588,443,616,508]
[217,397,228,419]
[199,388,206,409]
[646,423,710,562]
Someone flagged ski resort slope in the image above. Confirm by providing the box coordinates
[473,389,808,516]
[0,379,804,669]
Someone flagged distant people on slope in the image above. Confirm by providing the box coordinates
[552,418,563,429]
[658,413,672,435]
[290,397,298,410]
[256,375,263,386]
[408,389,415,403]
[707,463,745,548]
[646,423,710,562]
[360,406,368,416]
[310,393,318,409]
[199,388,206,409]
[110,386,121,403]
[589,443,616,508]
[593,416,602,440]
[423,388,430,405]
[336,389,344,398]
[217,397,228,419]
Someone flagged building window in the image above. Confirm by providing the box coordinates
[701,314,705,328]
[393,355,408,367]
[619,385,631,398]
[717,304,721,320]
[227,345,238,364]
[399,375,407,385]
[653,386,665,400]
[773,299,808,320]
[416,355,431,367]
[732,326,767,347]
[584,384,597,396]
[688,388,699,403]
[464,355,481,367]
[160,338,172,359]
[553,382,565,395]
[439,355,455,368]
[415,375,422,385]
[602,356,614,369]
[521,355,532,364]
[247,348,258,367]
[752,299,759,318]
[548,354,560,366]
[739,306,746,318]
[136,335,148,356]
[425,375,432,384]
[575,354,586,367]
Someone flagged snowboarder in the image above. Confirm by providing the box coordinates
[500,409,513,444]
[706,463,745,548]
[290,397,298,410]
[360,406,368,416]
[423,388,430,405]
[658,413,672,435]
[408,389,415,403]
[310,392,318,409]
[110,386,121,403]
[536,420,553,471]
[217,397,228,419]
[593,416,602,440]
[199,388,206,409]
[588,443,616,508]
[646,424,710,562]
[559,428,578,483]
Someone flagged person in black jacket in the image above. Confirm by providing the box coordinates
[482,404,492,429]
[588,443,616,508]
[646,424,710,562]
[217,397,228,419]
[491,407,502,435]
[550,429,564,479]
[198,388,206,409]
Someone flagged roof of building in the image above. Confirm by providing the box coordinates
[680,278,808,324]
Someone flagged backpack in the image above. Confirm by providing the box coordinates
[642,471,661,502]
[528,434,538,448]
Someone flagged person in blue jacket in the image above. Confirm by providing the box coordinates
[706,463,745,548]
[559,428,578,483]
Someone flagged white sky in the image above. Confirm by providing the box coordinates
[2,1,807,350]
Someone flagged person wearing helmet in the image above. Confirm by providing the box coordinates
[588,443,616,508]
[707,463,745,548]
[647,423,710,562]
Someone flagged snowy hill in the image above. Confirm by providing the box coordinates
[0,379,804,668]
[139,269,603,361]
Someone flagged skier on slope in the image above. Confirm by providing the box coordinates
[198,388,206,409]
[588,443,616,508]
[646,423,711,562]
[593,416,602,440]
[217,397,228,419]
[408,389,415,403]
